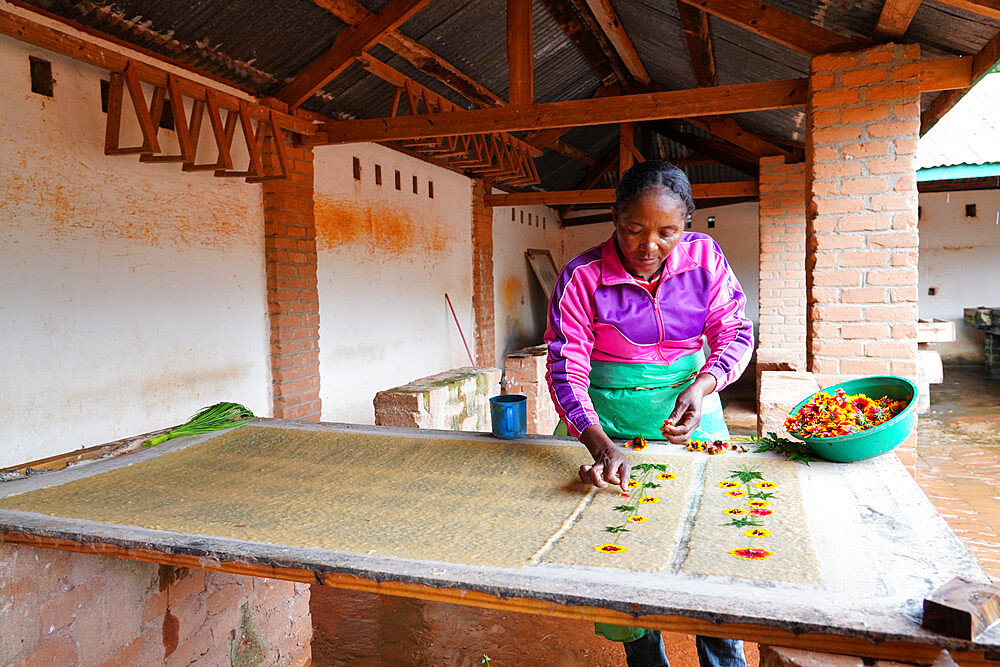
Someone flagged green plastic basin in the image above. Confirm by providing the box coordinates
[788,376,918,463]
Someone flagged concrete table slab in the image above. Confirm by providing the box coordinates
[1,419,998,665]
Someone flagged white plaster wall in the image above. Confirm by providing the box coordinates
[559,202,761,329]
[918,190,1000,361]
[313,144,477,424]
[492,202,562,365]
[0,36,270,468]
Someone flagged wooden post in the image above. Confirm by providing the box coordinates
[507,0,533,105]
[619,122,635,176]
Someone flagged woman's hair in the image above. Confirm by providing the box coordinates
[614,160,695,217]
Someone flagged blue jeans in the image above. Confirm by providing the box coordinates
[623,631,747,667]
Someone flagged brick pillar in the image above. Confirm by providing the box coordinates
[805,44,921,474]
[471,180,496,366]
[757,157,807,373]
[263,143,322,421]
[805,44,920,386]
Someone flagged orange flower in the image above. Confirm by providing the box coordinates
[729,547,773,560]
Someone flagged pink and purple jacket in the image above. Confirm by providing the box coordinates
[544,233,754,437]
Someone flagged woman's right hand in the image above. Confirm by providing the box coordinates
[578,425,631,492]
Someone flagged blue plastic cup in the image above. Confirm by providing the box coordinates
[490,394,527,439]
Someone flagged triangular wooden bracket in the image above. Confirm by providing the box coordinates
[104,62,160,156]
[215,102,264,178]
[246,111,290,183]
[182,90,235,172]
[140,75,196,164]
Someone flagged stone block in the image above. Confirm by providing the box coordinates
[916,318,955,343]
[374,367,500,432]
[916,348,943,385]
[759,645,864,667]
[757,371,821,437]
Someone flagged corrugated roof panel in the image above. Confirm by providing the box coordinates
[613,0,697,91]
[764,0,877,40]
[710,18,811,86]
[907,1,1000,56]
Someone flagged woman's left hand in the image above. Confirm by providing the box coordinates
[660,373,718,444]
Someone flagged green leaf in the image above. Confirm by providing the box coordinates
[749,491,776,500]
[604,525,630,534]
[723,516,762,528]
[642,482,662,489]
[613,504,637,512]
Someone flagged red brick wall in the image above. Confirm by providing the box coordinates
[757,157,807,372]
[805,44,921,387]
[263,142,322,421]
[0,543,311,666]
[471,180,496,366]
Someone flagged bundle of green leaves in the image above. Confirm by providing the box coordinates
[142,402,255,448]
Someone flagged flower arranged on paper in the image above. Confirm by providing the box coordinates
[720,465,780,561]
[629,435,648,451]
[683,438,748,455]
[597,462,673,554]
[784,387,908,438]
[729,547,773,561]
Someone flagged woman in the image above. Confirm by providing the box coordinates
[544,161,753,667]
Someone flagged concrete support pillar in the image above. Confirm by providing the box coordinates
[805,44,922,473]
[262,142,322,421]
[757,157,807,373]
[471,180,496,366]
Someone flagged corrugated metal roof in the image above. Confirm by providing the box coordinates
[918,73,1000,169]
[13,0,1000,192]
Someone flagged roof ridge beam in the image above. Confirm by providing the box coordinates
[581,0,650,83]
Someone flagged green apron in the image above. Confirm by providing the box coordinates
[555,350,730,643]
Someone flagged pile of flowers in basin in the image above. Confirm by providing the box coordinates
[784,387,908,438]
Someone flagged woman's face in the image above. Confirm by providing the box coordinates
[613,186,688,279]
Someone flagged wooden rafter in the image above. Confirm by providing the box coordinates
[0,7,315,137]
[278,0,433,110]
[873,0,923,40]
[675,0,868,56]
[549,139,600,166]
[619,123,638,176]
[685,115,794,160]
[312,78,809,143]
[581,0,650,83]
[935,0,1000,21]
[312,0,504,108]
[562,147,618,216]
[485,181,758,206]
[922,30,1000,133]
[507,0,534,105]
[539,0,626,84]
[647,121,760,175]
[676,1,715,87]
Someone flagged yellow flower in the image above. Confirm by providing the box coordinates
[627,516,648,523]
[595,543,629,554]
[745,499,770,508]
[718,480,740,489]
[656,472,677,480]
[628,480,640,489]
[638,496,660,504]
[724,490,746,498]
[755,481,778,490]
[744,528,771,538]
[722,508,745,516]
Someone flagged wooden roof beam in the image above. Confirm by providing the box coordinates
[675,0,869,56]
[922,30,1000,133]
[278,0,433,110]
[312,78,808,143]
[0,6,315,136]
[507,0,534,105]
[581,0,650,83]
[685,115,795,160]
[647,120,760,176]
[312,0,504,107]
[539,0,627,85]
[486,181,758,206]
[934,0,1000,21]
[676,1,716,87]
[873,0,923,40]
